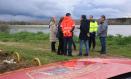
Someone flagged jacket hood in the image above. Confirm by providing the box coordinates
[61,16,75,27]
[63,16,73,22]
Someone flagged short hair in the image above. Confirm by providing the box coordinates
[82,15,87,19]
[66,13,71,16]
[90,15,93,18]
[101,15,106,19]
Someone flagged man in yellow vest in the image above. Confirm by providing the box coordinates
[89,15,98,51]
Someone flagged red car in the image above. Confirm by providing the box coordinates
[0,58,131,79]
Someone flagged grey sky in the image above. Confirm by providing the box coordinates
[0,0,131,21]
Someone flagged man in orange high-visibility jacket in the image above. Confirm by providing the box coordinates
[61,13,75,56]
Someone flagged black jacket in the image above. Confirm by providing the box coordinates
[79,19,90,40]
[56,24,63,39]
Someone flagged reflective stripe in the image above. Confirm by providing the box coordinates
[63,27,72,37]
[61,16,75,37]
[90,21,98,32]
[63,30,72,37]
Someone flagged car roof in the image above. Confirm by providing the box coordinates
[0,58,131,79]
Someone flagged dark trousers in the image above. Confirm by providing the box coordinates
[63,37,72,56]
[51,42,56,52]
[89,32,96,50]
[57,38,64,55]
[100,37,106,54]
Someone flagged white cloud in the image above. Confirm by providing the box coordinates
[0,0,131,21]
[74,0,131,18]
[93,0,127,6]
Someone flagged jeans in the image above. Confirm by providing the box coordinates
[89,32,96,50]
[79,40,89,55]
[100,37,106,54]
[63,37,72,56]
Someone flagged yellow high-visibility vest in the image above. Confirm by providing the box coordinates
[89,21,98,32]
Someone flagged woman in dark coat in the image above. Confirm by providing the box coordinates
[57,17,64,55]
[79,15,90,56]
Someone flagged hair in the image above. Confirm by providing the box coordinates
[66,13,71,16]
[58,17,64,25]
[82,15,87,20]
[81,15,87,23]
[50,17,56,23]
[89,15,93,18]
[101,15,106,20]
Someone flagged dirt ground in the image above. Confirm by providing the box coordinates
[0,51,31,74]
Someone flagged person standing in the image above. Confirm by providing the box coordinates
[61,13,75,56]
[79,15,90,56]
[89,15,98,51]
[57,17,64,55]
[98,15,108,55]
[49,17,57,52]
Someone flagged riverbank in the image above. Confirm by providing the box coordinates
[0,32,131,73]
[1,24,131,36]
[0,17,131,25]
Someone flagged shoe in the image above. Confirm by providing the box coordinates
[57,52,61,55]
[52,50,56,53]
[100,51,107,54]
[78,54,82,56]
[100,54,106,58]
[57,53,62,55]
[84,54,89,56]
[68,54,73,57]
[63,52,67,56]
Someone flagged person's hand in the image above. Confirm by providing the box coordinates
[87,33,90,37]
[97,33,101,36]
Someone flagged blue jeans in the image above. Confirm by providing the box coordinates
[79,40,89,55]
[100,37,106,54]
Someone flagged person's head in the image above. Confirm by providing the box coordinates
[81,15,87,20]
[101,15,106,21]
[59,17,64,24]
[66,13,71,17]
[50,17,56,23]
[89,15,93,20]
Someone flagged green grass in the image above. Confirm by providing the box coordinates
[0,32,49,43]
[0,32,131,65]
[0,32,78,65]
[0,45,73,64]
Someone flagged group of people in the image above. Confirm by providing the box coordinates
[49,13,108,57]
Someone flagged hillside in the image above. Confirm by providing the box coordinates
[0,18,131,25]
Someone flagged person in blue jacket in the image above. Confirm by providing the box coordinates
[78,15,90,56]
[57,17,64,55]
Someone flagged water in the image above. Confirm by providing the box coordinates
[9,25,131,36]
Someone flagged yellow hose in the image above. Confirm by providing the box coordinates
[32,58,41,66]
[13,52,20,63]
[0,49,3,52]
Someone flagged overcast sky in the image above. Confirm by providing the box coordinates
[0,0,131,21]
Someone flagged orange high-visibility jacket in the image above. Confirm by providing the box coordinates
[61,16,75,37]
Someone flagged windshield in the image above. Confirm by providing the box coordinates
[108,72,131,79]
